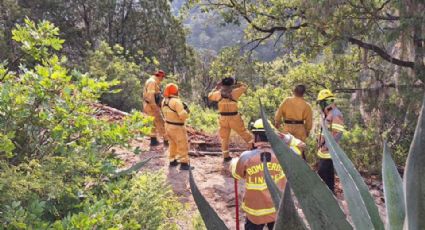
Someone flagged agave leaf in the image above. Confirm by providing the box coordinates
[260,103,352,230]
[322,121,383,229]
[404,94,425,229]
[189,169,228,230]
[274,184,307,230]
[113,157,152,177]
[263,158,282,210]
[382,141,405,230]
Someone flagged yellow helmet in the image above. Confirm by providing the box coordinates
[317,89,335,101]
[251,119,275,132]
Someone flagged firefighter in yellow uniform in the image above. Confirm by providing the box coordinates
[143,70,167,146]
[316,89,345,192]
[161,83,192,170]
[274,84,313,142]
[231,119,304,230]
[208,77,254,162]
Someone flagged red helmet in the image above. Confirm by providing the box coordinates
[164,83,178,97]
[154,70,166,78]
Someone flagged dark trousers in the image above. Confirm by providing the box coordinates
[245,218,274,230]
[318,159,335,192]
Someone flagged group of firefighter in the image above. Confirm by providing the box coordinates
[143,70,345,230]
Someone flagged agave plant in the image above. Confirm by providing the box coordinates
[189,96,425,230]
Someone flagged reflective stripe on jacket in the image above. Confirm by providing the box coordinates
[230,146,285,225]
[317,107,345,159]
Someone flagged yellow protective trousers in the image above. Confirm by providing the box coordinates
[143,103,166,139]
[219,114,253,158]
[165,123,189,163]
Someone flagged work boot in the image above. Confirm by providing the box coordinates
[163,140,169,147]
[180,163,194,170]
[150,137,160,146]
[169,160,179,167]
[223,156,232,163]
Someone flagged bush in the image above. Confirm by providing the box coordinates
[340,125,382,173]
[0,19,182,229]
[186,103,219,134]
[239,86,288,122]
[86,42,146,112]
[53,173,183,230]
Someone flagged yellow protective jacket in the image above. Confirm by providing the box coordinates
[161,96,189,124]
[274,96,313,141]
[143,76,161,115]
[231,145,285,225]
[207,83,248,113]
[161,96,190,163]
[317,107,345,159]
[230,138,303,225]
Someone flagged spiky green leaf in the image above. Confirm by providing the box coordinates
[322,121,383,229]
[260,103,352,230]
[263,158,282,210]
[189,169,228,230]
[274,184,307,230]
[382,141,405,230]
[404,94,425,229]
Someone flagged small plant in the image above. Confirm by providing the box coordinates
[190,98,425,229]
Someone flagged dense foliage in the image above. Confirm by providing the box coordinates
[0,19,183,229]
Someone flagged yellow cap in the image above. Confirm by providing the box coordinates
[317,89,335,101]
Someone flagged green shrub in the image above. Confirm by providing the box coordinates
[53,173,183,230]
[239,86,288,123]
[86,42,146,112]
[340,125,382,173]
[186,103,219,134]
[0,19,182,229]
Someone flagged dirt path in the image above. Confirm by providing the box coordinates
[115,136,246,229]
[115,136,387,230]
[99,104,387,229]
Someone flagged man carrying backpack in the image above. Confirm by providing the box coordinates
[208,77,254,162]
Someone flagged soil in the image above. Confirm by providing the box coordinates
[100,103,387,229]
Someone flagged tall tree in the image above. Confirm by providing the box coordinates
[189,0,425,83]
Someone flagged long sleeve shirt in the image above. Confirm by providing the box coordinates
[274,96,313,133]
[208,83,248,113]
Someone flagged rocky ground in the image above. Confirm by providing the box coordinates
[99,104,387,229]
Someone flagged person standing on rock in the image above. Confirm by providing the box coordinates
[161,83,193,170]
[208,77,254,162]
[143,70,168,147]
[230,119,305,230]
[316,89,345,192]
[274,84,312,159]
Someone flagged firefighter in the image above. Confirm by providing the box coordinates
[316,89,345,192]
[274,84,313,142]
[208,77,254,162]
[230,119,304,230]
[161,83,192,170]
[143,70,167,147]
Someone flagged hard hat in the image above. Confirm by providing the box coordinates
[317,89,335,101]
[164,83,178,97]
[251,119,275,132]
[154,70,166,78]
